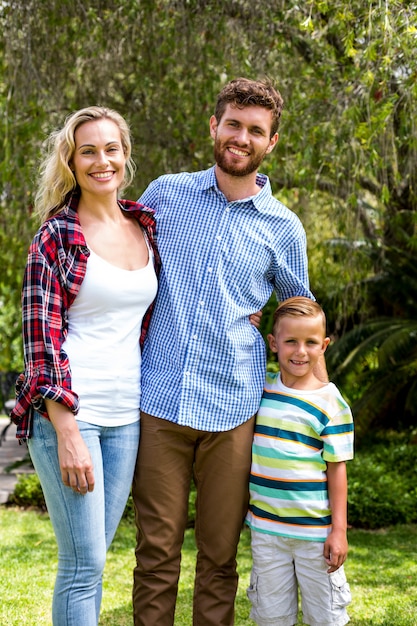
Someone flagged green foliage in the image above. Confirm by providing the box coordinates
[348,442,417,529]
[121,493,134,522]
[8,473,196,526]
[326,241,417,437]
[0,286,23,371]
[10,441,417,531]
[2,0,417,424]
[8,473,46,509]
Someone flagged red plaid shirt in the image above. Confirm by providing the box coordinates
[11,193,160,440]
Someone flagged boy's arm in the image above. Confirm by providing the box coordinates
[324,461,348,573]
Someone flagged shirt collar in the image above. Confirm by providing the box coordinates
[60,192,85,246]
[200,166,271,211]
[60,192,155,245]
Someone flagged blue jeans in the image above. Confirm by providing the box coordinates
[28,412,139,626]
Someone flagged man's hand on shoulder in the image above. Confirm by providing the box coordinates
[249,310,263,329]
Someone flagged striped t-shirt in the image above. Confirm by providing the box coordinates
[246,372,354,542]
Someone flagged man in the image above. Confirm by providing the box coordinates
[133,77,314,626]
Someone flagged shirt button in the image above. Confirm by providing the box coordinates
[216,235,221,241]
[199,300,204,306]
[185,371,190,377]
[207,267,213,273]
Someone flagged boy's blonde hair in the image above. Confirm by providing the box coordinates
[272,297,327,334]
[34,106,136,223]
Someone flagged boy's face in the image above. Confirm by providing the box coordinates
[267,314,330,387]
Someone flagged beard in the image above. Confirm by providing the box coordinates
[213,138,268,177]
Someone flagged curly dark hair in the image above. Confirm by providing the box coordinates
[214,77,284,137]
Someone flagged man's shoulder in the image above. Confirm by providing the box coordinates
[155,167,212,188]
[255,177,303,224]
[261,192,301,222]
[142,169,215,210]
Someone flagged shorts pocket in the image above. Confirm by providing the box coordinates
[329,567,352,610]
[246,569,259,608]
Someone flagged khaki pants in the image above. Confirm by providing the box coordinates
[132,412,255,626]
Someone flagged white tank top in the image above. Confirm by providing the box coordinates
[62,245,158,426]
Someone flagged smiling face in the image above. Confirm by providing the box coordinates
[268,314,330,389]
[71,118,126,200]
[209,104,278,177]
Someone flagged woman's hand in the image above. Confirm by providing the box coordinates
[56,429,95,494]
[45,400,95,494]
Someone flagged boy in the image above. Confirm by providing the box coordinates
[246,297,353,626]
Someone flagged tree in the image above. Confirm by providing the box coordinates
[1,1,417,434]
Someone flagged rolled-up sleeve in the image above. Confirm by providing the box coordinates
[11,226,81,438]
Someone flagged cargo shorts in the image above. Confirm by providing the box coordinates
[247,530,351,626]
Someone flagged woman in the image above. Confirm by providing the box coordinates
[11,106,160,625]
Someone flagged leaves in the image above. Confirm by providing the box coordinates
[1,0,417,435]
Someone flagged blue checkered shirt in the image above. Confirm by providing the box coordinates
[140,166,313,432]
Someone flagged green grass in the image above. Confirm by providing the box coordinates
[1,507,416,625]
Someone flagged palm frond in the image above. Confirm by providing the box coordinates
[327,319,404,377]
[377,322,417,368]
[327,315,417,439]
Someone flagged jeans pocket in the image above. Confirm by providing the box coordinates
[330,567,352,610]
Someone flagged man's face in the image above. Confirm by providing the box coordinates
[209,104,278,177]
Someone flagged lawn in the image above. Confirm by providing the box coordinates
[1,507,416,625]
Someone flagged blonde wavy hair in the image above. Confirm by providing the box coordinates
[34,106,136,223]
[272,297,327,334]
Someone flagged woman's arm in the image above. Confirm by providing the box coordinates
[45,399,95,494]
[324,461,348,573]
[18,227,81,415]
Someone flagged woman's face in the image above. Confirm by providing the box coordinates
[71,118,126,199]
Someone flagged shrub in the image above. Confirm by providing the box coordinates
[8,474,46,510]
[9,443,417,531]
[347,442,417,529]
